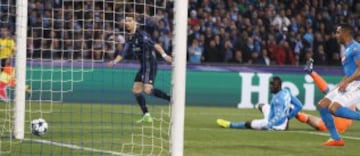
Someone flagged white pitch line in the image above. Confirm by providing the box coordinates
[23,138,132,156]
[287,130,360,141]
[186,127,360,141]
[23,129,360,155]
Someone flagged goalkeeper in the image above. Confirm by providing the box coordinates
[0,65,30,102]
[217,76,303,130]
[108,14,172,123]
[0,26,15,71]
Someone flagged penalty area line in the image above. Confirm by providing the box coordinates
[23,138,131,156]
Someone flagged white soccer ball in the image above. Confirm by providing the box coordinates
[31,118,48,136]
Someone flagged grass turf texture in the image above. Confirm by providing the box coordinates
[2,104,360,155]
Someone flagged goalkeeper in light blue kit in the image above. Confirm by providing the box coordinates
[217,76,303,130]
[108,14,172,123]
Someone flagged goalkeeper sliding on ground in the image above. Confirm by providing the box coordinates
[0,65,30,102]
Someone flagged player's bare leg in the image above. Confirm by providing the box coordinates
[133,82,152,123]
[143,84,153,95]
[296,112,327,131]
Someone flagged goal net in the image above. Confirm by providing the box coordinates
[0,0,187,155]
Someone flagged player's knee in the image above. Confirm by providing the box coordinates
[132,87,143,94]
[143,87,152,95]
[328,103,341,114]
[317,98,330,109]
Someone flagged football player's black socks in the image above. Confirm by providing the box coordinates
[152,88,171,101]
[134,93,148,114]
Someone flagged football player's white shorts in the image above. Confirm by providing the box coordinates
[325,81,360,107]
[250,104,288,130]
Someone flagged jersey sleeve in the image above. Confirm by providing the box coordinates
[116,42,129,57]
[287,94,303,119]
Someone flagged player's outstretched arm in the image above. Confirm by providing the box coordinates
[287,95,303,119]
[108,55,123,67]
[338,60,360,92]
[154,43,172,63]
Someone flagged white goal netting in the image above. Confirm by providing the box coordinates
[0,0,175,155]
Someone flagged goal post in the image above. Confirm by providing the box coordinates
[13,0,28,140]
[170,0,188,155]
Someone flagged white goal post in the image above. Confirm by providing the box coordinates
[170,0,188,155]
[14,0,28,140]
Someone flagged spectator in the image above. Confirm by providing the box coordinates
[230,49,244,64]
[188,39,203,64]
[223,39,234,62]
[258,48,271,66]
[276,41,296,65]
[271,9,290,32]
[204,39,222,63]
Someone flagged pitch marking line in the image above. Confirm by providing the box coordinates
[288,130,360,141]
[187,128,360,141]
[23,138,131,156]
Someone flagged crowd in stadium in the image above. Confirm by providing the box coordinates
[1,0,360,66]
[187,0,360,66]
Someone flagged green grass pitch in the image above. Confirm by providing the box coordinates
[2,104,360,155]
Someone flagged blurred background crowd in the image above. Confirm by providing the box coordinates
[0,0,360,66]
[186,0,360,66]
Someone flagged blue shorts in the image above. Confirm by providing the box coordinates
[134,66,157,84]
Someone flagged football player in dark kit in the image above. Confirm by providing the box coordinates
[108,14,172,123]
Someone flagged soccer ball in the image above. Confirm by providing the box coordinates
[31,118,48,136]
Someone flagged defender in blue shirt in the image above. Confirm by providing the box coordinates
[317,23,360,146]
[108,14,172,123]
[217,76,303,130]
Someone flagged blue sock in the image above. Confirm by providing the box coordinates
[334,107,360,120]
[230,122,246,129]
[319,108,341,140]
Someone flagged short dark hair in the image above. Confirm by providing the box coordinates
[338,23,353,34]
[271,76,282,85]
[125,13,136,20]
